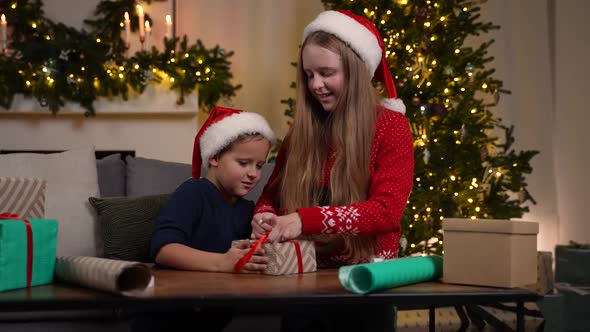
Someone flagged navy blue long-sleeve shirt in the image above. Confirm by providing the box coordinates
[150,178,253,261]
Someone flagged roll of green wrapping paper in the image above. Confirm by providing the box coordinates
[338,255,443,294]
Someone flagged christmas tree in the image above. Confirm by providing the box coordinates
[280,0,538,256]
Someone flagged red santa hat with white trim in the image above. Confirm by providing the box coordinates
[303,10,405,114]
[192,106,276,178]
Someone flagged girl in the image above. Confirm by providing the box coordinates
[252,10,414,268]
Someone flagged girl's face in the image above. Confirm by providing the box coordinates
[302,43,345,112]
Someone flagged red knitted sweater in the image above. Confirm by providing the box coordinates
[254,109,414,267]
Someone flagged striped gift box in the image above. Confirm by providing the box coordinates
[264,240,317,275]
[234,239,317,275]
[0,177,46,218]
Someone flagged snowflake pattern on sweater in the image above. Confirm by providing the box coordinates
[255,109,414,267]
[333,206,361,235]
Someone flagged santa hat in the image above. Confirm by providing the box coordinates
[303,10,405,114]
[192,106,276,178]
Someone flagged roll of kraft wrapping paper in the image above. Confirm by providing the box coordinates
[55,256,154,296]
[339,255,443,294]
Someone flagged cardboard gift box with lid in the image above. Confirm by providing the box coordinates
[233,239,317,275]
[442,218,539,288]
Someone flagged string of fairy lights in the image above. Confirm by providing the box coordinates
[366,4,503,217]
[0,1,241,115]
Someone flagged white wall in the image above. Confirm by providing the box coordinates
[1,1,588,247]
[0,114,198,163]
[554,0,590,244]
[475,0,590,248]
[474,1,559,251]
[175,0,323,138]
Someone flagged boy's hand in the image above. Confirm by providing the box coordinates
[223,240,268,273]
[251,212,277,239]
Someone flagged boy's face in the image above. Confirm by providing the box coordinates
[207,137,271,203]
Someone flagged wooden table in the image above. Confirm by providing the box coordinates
[0,269,540,331]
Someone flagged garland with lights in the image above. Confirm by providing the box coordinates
[0,0,241,115]
[279,0,538,256]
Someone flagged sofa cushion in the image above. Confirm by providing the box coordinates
[89,194,171,262]
[96,153,126,197]
[126,156,191,197]
[0,147,100,256]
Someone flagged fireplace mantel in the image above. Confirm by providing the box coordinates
[0,85,198,116]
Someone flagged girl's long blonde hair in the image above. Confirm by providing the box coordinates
[278,31,380,262]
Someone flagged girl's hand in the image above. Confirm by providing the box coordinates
[251,212,276,239]
[266,212,302,243]
[222,240,268,273]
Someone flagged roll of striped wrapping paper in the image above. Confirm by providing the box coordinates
[55,256,154,296]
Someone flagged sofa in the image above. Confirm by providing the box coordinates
[0,146,279,332]
[96,150,273,202]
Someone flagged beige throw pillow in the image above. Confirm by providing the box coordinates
[0,147,100,256]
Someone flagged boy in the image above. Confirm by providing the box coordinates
[150,106,276,273]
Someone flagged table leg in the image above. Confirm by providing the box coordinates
[282,304,395,332]
[346,304,396,332]
[454,305,469,332]
[389,306,397,332]
[516,301,524,332]
[365,304,395,332]
[428,306,435,332]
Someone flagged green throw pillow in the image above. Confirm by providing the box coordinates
[89,194,171,263]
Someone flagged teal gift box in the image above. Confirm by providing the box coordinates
[0,218,58,291]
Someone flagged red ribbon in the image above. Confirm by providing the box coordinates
[234,234,304,274]
[293,240,303,273]
[234,234,268,272]
[0,213,33,287]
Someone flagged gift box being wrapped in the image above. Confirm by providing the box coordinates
[0,215,59,291]
[233,239,317,275]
